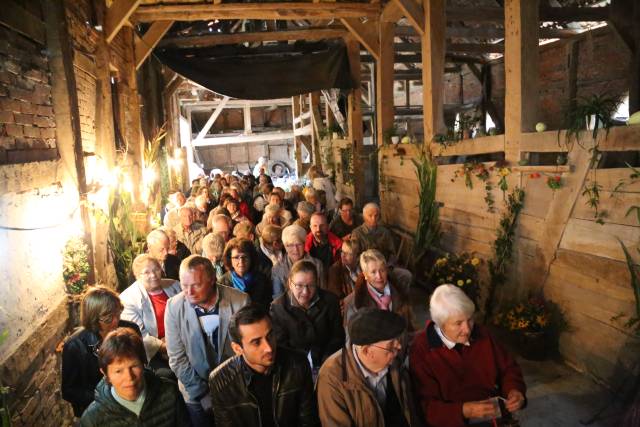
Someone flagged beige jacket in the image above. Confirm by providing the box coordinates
[316,345,418,427]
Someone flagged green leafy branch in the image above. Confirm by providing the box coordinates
[411,150,441,267]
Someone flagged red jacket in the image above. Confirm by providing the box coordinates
[305,232,342,264]
[409,321,526,427]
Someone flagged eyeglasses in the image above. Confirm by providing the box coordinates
[291,283,316,292]
[231,255,249,262]
[370,340,401,354]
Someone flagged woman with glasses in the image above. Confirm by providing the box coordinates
[61,285,141,418]
[271,224,326,299]
[219,237,272,307]
[270,260,344,374]
[119,254,181,376]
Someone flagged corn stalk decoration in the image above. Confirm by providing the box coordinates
[411,150,441,267]
[142,124,167,225]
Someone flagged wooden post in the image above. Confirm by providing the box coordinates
[43,0,96,284]
[376,21,395,146]
[504,0,539,163]
[309,91,323,170]
[421,0,446,145]
[345,36,365,207]
[291,95,303,176]
[630,2,640,113]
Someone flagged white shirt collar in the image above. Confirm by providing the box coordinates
[352,345,389,384]
[366,282,390,297]
[435,324,470,349]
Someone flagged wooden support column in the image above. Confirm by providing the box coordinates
[421,0,446,145]
[43,0,95,284]
[345,36,365,207]
[291,96,303,176]
[630,2,640,113]
[504,0,539,163]
[309,92,323,170]
[376,21,395,146]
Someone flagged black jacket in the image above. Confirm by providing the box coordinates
[209,348,320,427]
[80,370,190,426]
[61,320,141,417]
[270,289,344,368]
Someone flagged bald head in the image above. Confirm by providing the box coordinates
[363,203,380,229]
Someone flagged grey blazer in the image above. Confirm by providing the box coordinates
[164,285,250,403]
[119,278,182,361]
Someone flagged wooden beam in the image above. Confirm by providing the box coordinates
[291,96,304,175]
[310,92,323,170]
[448,43,504,54]
[105,0,141,43]
[1,1,45,45]
[422,0,446,143]
[191,130,295,146]
[381,1,403,23]
[392,0,424,36]
[345,36,365,206]
[43,0,95,283]
[341,18,380,60]
[133,3,380,22]
[194,96,230,143]
[159,27,346,48]
[504,0,539,163]
[134,20,173,69]
[377,21,395,146]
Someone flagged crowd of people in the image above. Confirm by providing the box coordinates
[61,168,527,427]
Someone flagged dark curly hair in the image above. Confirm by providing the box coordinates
[222,237,258,273]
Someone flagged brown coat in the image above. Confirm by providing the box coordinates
[316,345,419,427]
[327,260,357,301]
[343,276,416,333]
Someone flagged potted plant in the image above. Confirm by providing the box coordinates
[494,296,565,360]
[382,125,399,145]
[563,93,622,148]
[63,236,91,326]
[429,253,482,307]
[457,112,479,140]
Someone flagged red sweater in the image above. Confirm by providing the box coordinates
[409,321,526,427]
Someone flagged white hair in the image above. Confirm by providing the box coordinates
[429,284,475,327]
[282,224,307,245]
[359,249,386,273]
[146,229,168,246]
[363,202,380,215]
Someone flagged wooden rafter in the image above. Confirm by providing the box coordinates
[392,0,424,36]
[135,20,173,69]
[105,0,141,43]
[194,96,230,143]
[159,27,346,48]
[132,3,380,22]
[2,1,45,45]
[394,42,504,54]
[396,25,578,39]
[340,18,380,60]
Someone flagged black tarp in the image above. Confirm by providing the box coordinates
[156,42,354,100]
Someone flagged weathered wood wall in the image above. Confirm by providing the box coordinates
[378,126,640,386]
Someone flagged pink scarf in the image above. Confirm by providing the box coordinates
[367,284,392,310]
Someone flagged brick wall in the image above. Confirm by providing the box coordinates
[443,25,630,130]
[0,26,57,164]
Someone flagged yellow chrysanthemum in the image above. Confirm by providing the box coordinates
[471,257,480,266]
[457,280,464,286]
[466,279,472,284]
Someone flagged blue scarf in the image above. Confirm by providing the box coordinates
[230,271,254,292]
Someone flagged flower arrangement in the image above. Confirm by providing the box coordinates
[430,253,482,305]
[494,297,553,334]
[547,175,562,191]
[62,237,91,295]
[452,162,495,212]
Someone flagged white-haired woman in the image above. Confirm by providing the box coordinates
[342,249,415,332]
[271,224,325,299]
[409,284,526,427]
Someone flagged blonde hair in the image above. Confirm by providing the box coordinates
[202,232,226,258]
[359,249,387,273]
[282,224,306,245]
[132,254,161,279]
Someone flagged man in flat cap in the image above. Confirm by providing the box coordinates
[316,309,418,427]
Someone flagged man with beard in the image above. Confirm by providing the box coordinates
[305,212,342,275]
[208,304,319,427]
